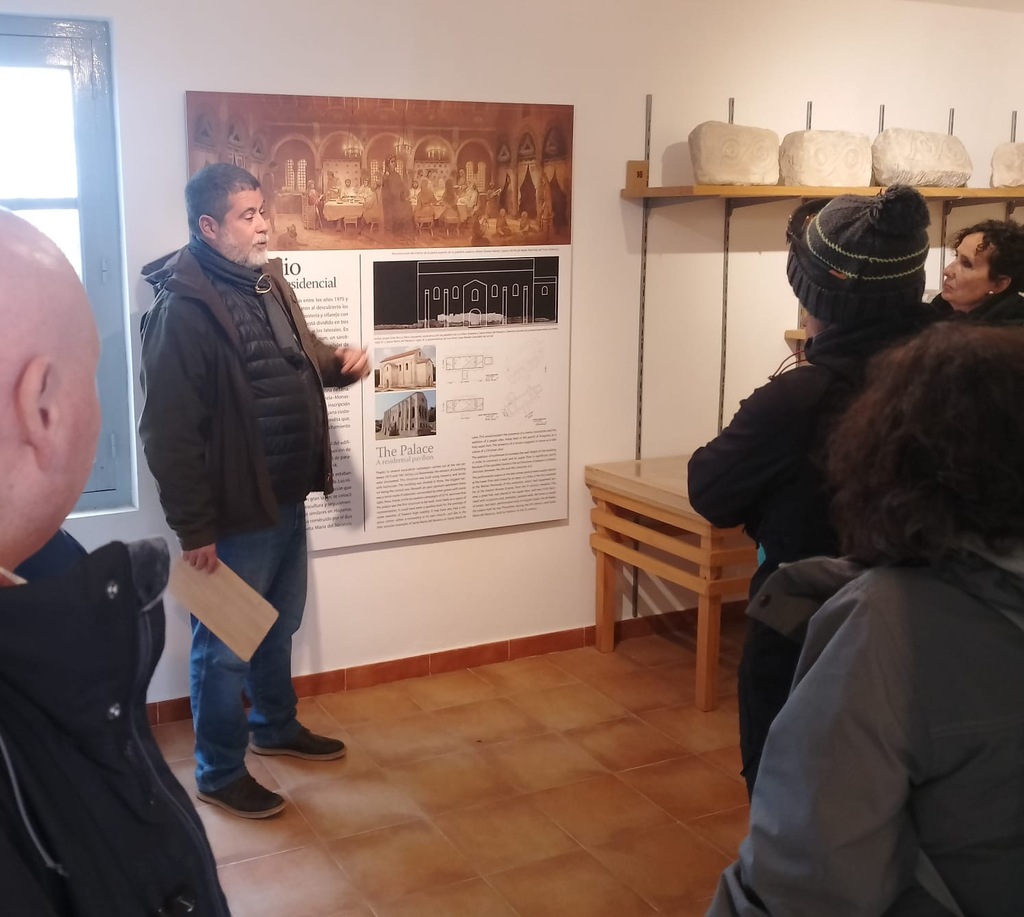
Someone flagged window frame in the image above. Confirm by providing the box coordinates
[0,15,134,512]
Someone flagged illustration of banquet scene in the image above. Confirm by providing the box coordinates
[185,93,573,251]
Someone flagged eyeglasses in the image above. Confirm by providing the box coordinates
[786,199,829,245]
[254,274,272,294]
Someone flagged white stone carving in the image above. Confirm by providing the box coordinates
[688,121,779,185]
[991,143,1024,187]
[871,128,972,187]
[779,130,872,187]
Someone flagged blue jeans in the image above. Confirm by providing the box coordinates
[190,503,307,792]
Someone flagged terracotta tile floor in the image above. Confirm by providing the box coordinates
[154,622,749,917]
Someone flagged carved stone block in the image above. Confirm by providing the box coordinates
[871,128,972,187]
[779,130,872,187]
[688,121,779,185]
[991,143,1024,187]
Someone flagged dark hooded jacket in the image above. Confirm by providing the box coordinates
[139,244,358,550]
[687,314,931,599]
[688,314,934,794]
[0,539,229,917]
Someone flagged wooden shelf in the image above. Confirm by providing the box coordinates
[622,160,1024,206]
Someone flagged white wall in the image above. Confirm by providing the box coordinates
[640,0,1024,460]
[5,0,1021,701]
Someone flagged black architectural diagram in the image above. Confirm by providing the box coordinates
[374,256,559,330]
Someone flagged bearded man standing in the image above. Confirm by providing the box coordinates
[140,164,370,818]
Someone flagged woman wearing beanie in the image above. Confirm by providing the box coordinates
[933,218,1024,324]
[707,323,1024,917]
[688,186,934,796]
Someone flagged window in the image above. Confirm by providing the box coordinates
[0,16,132,512]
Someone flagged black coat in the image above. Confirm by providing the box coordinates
[931,288,1024,325]
[688,317,930,599]
[139,246,356,550]
[0,540,229,917]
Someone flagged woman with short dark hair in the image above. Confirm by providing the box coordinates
[708,322,1024,916]
[935,218,1024,322]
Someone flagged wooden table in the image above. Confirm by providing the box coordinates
[585,456,757,711]
[322,200,364,222]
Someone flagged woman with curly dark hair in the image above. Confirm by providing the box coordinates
[708,322,1024,917]
[934,218,1024,323]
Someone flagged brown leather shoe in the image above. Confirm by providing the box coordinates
[197,772,285,819]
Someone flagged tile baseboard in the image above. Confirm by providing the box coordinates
[147,602,746,725]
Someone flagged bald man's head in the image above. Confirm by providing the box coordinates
[0,210,100,569]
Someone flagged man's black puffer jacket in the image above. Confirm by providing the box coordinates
[192,240,325,505]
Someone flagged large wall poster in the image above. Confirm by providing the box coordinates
[185,92,573,550]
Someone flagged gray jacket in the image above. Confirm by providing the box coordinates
[709,554,1024,917]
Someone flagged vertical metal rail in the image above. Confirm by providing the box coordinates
[938,109,958,277]
[717,98,736,434]
[631,93,654,619]
[718,202,732,433]
[1008,112,1019,221]
[635,93,653,460]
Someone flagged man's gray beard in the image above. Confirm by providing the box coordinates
[219,238,269,270]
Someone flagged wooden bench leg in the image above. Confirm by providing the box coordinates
[696,533,725,710]
[595,547,617,653]
[695,592,721,711]
[593,498,618,653]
